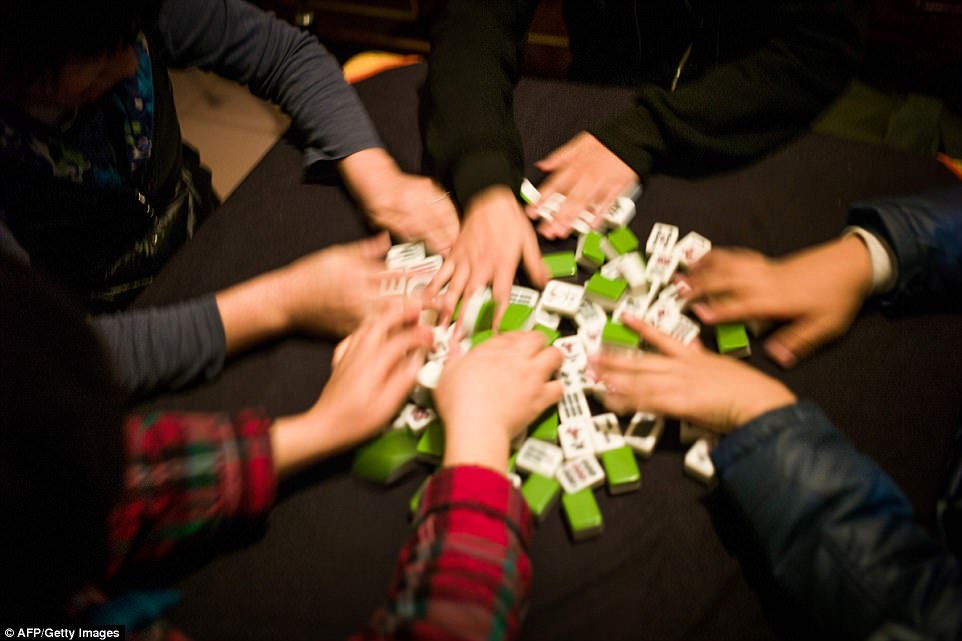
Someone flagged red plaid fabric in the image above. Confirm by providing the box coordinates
[106,409,276,577]
[358,465,535,641]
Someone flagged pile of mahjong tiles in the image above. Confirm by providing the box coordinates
[351,200,753,542]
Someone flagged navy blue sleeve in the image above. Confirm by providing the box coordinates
[90,295,226,399]
[155,0,383,172]
[847,185,962,314]
[712,401,962,640]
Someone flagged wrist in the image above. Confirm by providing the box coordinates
[835,235,875,300]
[216,270,293,354]
[730,385,797,429]
[338,147,401,209]
[442,421,512,474]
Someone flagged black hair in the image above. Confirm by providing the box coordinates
[0,0,164,97]
[0,258,125,622]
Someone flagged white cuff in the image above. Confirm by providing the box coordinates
[843,226,898,294]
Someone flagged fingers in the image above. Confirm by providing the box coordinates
[620,313,690,357]
[763,317,827,369]
[520,226,549,288]
[355,231,392,259]
[684,248,756,297]
[535,138,577,173]
[690,296,767,325]
[490,260,514,333]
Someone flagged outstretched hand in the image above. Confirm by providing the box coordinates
[591,314,796,433]
[435,331,563,472]
[424,186,549,330]
[682,236,874,368]
[528,132,638,239]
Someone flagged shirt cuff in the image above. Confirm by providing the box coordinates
[418,465,535,546]
[449,151,521,209]
[230,409,277,518]
[842,226,898,294]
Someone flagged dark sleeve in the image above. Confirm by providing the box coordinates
[590,0,865,177]
[711,401,962,641]
[90,295,226,399]
[356,466,534,641]
[154,0,383,173]
[423,0,541,207]
[847,185,962,314]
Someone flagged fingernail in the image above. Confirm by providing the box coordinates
[765,341,798,369]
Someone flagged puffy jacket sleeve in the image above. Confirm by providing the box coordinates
[711,401,962,640]
[847,185,962,314]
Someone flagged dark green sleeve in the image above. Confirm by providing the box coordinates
[424,0,540,208]
[590,0,866,178]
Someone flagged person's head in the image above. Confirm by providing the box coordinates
[0,0,163,112]
[0,258,125,622]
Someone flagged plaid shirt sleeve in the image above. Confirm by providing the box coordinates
[355,465,535,641]
[106,409,276,577]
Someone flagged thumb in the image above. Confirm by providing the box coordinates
[354,231,392,259]
[535,140,576,172]
[763,317,827,369]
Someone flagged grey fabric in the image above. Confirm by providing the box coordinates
[91,295,225,399]
[156,0,383,173]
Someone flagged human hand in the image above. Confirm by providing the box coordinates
[425,185,549,329]
[682,236,873,368]
[272,302,434,477]
[435,332,563,472]
[591,314,796,433]
[529,132,639,239]
[339,148,459,255]
[275,232,393,337]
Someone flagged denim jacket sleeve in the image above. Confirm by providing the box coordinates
[847,185,962,315]
[712,401,962,640]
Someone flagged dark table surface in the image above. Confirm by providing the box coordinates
[133,65,962,640]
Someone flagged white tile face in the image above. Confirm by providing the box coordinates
[645,250,679,285]
[416,360,443,390]
[554,336,589,373]
[593,430,626,454]
[558,419,596,459]
[510,286,540,308]
[601,258,623,280]
[605,194,637,229]
[405,255,443,277]
[520,178,541,205]
[669,315,700,345]
[386,242,426,270]
[674,231,712,268]
[406,273,433,298]
[644,298,681,335]
[557,456,606,494]
[625,413,665,458]
[402,404,436,433]
[612,293,651,323]
[533,303,561,330]
[684,437,716,484]
[516,439,565,478]
[646,223,680,256]
[575,295,611,334]
[541,281,585,317]
[679,420,711,445]
[619,252,648,292]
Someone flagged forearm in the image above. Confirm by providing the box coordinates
[157,0,382,169]
[357,466,534,641]
[91,296,226,398]
[713,401,962,639]
[424,0,538,206]
[214,269,292,356]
